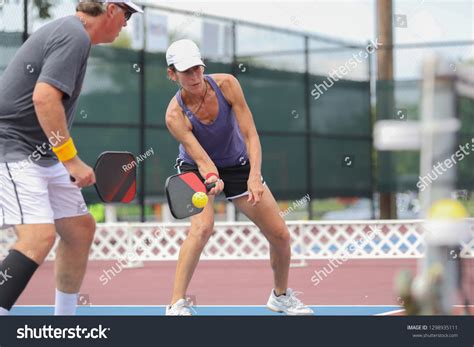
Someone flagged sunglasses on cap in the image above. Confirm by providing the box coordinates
[115,3,133,21]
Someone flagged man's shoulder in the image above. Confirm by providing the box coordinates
[38,16,90,46]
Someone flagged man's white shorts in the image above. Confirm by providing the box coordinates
[0,160,88,225]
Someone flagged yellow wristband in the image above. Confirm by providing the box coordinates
[52,137,77,162]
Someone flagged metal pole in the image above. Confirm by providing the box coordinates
[139,6,147,222]
[376,0,397,219]
[231,21,239,222]
[231,22,237,76]
[304,36,313,219]
[23,0,28,42]
[368,41,376,219]
[418,55,460,314]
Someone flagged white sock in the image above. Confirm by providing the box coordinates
[0,307,10,315]
[54,289,78,315]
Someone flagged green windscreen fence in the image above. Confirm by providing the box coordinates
[70,46,372,202]
[457,90,474,190]
[1,34,372,204]
[0,42,372,203]
[310,77,372,198]
[2,1,473,220]
[0,32,22,74]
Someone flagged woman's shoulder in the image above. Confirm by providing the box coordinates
[208,73,238,89]
[208,74,240,104]
[165,96,193,130]
[165,95,182,117]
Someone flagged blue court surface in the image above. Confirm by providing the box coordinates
[11,305,402,316]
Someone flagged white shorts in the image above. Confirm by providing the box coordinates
[0,160,88,225]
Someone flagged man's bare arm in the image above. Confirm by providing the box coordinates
[32,82,95,187]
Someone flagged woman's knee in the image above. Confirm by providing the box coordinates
[269,227,291,248]
[189,221,215,245]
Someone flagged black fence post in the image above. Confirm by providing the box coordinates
[368,40,376,219]
[231,21,240,221]
[304,36,313,219]
[139,5,147,222]
[231,21,237,76]
[22,0,28,42]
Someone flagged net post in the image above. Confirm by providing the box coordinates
[123,223,144,269]
[290,222,308,268]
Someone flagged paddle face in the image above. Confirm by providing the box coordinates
[165,172,209,219]
[94,151,136,203]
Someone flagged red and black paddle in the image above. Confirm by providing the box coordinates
[165,172,215,219]
[71,151,136,203]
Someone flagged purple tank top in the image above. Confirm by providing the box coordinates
[176,75,248,168]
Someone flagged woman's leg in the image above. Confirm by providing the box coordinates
[232,185,291,295]
[232,185,313,315]
[170,196,216,304]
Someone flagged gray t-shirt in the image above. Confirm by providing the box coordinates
[0,15,91,166]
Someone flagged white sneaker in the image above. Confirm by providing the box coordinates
[165,298,195,316]
[266,288,314,315]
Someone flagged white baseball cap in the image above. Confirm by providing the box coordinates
[103,1,144,14]
[166,39,206,72]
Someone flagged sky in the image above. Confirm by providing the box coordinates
[142,0,474,79]
[140,0,473,43]
[0,0,473,79]
[1,0,472,42]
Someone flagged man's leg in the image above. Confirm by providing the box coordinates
[0,161,56,315]
[12,224,57,264]
[170,196,215,305]
[47,162,96,315]
[0,224,56,315]
[232,185,291,295]
[54,214,95,315]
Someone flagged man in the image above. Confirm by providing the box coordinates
[0,0,142,315]
[164,39,313,315]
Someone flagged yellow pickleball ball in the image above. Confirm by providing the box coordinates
[192,192,208,208]
[428,199,469,220]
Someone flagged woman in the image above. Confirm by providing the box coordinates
[164,39,312,316]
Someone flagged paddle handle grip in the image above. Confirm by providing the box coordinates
[205,182,216,192]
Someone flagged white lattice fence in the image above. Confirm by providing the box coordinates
[0,220,473,260]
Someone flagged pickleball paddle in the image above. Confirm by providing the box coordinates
[71,151,137,203]
[165,171,216,219]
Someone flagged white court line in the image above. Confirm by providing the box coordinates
[376,305,474,316]
[376,309,405,316]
